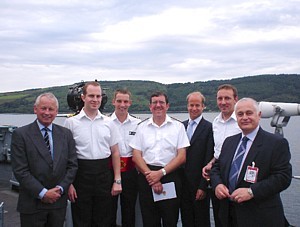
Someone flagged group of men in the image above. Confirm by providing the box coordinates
[11,81,292,227]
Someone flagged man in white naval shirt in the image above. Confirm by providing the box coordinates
[64,81,122,227]
[202,84,241,227]
[130,91,190,227]
[110,88,141,227]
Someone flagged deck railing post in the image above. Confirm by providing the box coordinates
[0,202,4,227]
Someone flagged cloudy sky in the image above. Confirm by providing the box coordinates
[1,0,300,92]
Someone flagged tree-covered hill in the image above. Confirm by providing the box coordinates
[0,74,299,114]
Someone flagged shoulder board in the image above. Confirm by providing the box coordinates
[138,117,150,125]
[107,112,113,117]
[65,113,77,118]
[170,116,182,122]
[129,114,140,119]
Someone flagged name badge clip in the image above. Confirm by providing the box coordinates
[244,161,259,183]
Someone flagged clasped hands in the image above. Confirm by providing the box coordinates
[145,170,163,194]
[41,187,62,204]
[215,184,253,203]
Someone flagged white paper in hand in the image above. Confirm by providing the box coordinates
[152,182,177,202]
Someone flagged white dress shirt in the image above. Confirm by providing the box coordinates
[213,112,241,159]
[129,115,190,166]
[64,109,121,160]
[110,112,141,157]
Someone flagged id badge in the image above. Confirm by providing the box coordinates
[244,162,259,183]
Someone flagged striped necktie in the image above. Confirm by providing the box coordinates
[228,136,249,193]
[43,127,51,154]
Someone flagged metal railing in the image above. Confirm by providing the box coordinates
[64,200,73,227]
[0,202,4,227]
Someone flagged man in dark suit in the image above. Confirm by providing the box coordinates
[11,92,78,227]
[180,91,214,227]
[210,97,292,227]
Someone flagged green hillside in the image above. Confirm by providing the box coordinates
[0,74,299,114]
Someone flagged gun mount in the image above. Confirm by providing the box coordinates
[67,80,108,114]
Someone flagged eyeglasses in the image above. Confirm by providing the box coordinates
[151,101,166,105]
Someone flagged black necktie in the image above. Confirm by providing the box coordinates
[43,127,51,154]
[228,136,249,193]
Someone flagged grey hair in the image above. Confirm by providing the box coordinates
[34,92,59,109]
[234,97,259,113]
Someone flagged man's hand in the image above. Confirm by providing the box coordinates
[68,184,77,203]
[215,184,230,200]
[195,189,206,200]
[145,170,163,186]
[202,162,213,180]
[42,187,61,204]
[111,182,122,196]
[230,188,253,203]
[152,182,163,194]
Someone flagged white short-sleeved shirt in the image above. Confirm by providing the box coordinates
[64,109,121,160]
[129,115,190,167]
[213,112,241,159]
[110,112,141,157]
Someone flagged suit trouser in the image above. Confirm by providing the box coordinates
[228,202,239,227]
[71,158,113,227]
[180,171,210,227]
[208,188,223,227]
[20,208,66,227]
[111,168,138,227]
[138,165,182,227]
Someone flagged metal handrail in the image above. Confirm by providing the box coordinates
[0,202,4,227]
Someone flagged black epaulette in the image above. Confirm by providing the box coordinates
[129,113,140,119]
[170,116,181,122]
[107,112,113,117]
[138,117,150,125]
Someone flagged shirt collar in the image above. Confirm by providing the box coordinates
[110,112,118,120]
[189,115,202,125]
[241,126,260,142]
[78,108,104,120]
[111,112,131,123]
[36,120,53,131]
[148,114,172,126]
[215,111,237,123]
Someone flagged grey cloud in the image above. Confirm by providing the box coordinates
[0,0,299,92]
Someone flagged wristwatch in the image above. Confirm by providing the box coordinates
[247,187,254,198]
[161,168,167,176]
[114,179,122,185]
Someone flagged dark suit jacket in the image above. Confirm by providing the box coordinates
[210,127,292,227]
[182,118,214,193]
[11,120,78,214]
